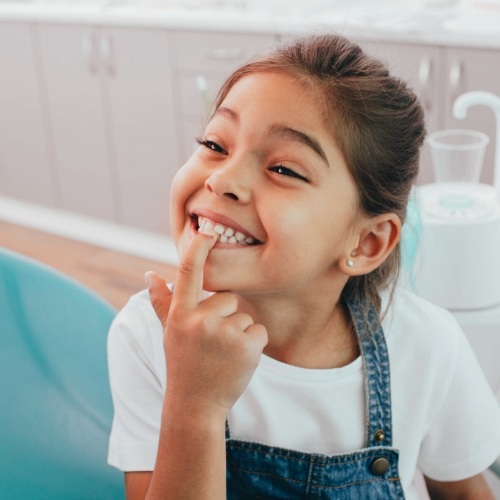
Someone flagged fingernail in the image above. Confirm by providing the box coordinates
[207,233,218,249]
[144,271,154,287]
[199,226,215,237]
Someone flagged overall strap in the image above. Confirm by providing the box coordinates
[346,296,393,449]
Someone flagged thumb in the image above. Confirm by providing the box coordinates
[145,271,173,329]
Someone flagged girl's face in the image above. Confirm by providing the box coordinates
[170,72,361,296]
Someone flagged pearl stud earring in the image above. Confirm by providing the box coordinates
[347,259,354,268]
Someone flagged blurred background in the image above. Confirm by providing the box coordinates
[0,1,499,495]
[1,0,499,259]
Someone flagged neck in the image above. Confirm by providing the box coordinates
[237,285,359,370]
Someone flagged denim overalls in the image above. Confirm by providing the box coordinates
[225,297,405,499]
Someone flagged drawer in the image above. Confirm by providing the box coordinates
[172,30,279,74]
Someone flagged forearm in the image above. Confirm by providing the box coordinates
[145,401,227,500]
[142,235,266,499]
[425,473,494,500]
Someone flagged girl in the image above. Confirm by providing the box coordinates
[107,35,500,499]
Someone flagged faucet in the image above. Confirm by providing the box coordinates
[453,91,500,201]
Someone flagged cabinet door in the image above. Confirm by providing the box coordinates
[172,30,279,163]
[104,27,178,234]
[443,47,500,185]
[177,73,223,160]
[0,22,55,205]
[36,24,118,221]
[361,41,444,184]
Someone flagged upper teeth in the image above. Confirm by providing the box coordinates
[197,216,256,245]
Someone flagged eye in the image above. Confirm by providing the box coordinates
[196,137,227,155]
[269,165,309,182]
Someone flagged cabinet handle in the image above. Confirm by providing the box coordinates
[204,48,244,60]
[449,58,462,104]
[100,34,115,76]
[196,75,212,113]
[82,30,97,74]
[418,56,432,113]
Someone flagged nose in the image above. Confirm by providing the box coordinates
[204,159,252,203]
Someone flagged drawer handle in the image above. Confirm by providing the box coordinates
[449,58,462,104]
[100,34,115,76]
[82,30,97,74]
[196,76,212,113]
[204,48,245,60]
[418,56,432,113]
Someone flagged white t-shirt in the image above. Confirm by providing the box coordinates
[107,288,500,499]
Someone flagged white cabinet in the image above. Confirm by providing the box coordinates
[0,22,56,206]
[171,30,280,163]
[103,28,178,234]
[36,24,178,232]
[362,41,500,185]
[36,24,116,221]
[3,21,499,236]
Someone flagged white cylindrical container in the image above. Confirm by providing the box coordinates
[414,183,500,311]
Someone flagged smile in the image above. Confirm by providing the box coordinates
[196,216,258,245]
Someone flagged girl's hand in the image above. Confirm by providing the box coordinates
[146,234,268,421]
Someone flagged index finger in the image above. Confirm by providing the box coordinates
[172,233,217,309]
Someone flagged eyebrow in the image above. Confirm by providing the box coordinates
[213,106,239,123]
[269,124,330,168]
[212,106,330,168]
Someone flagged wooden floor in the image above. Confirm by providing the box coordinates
[0,220,178,310]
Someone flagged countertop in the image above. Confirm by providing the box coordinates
[0,0,500,49]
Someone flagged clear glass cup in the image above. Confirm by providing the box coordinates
[427,129,489,184]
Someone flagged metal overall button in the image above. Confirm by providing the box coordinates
[373,429,385,442]
[370,457,390,476]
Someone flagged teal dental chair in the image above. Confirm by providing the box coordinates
[0,247,124,499]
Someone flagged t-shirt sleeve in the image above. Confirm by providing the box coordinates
[417,319,500,481]
[107,292,165,471]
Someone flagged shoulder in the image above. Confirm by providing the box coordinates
[108,289,164,369]
[107,290,166,471]
[381,288,467,412]
[110,289,161,335]
[382,288,463,353]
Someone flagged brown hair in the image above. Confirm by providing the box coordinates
[213,34,426,310]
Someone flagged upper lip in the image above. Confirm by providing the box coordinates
[191,208,261,242]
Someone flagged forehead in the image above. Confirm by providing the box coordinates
[218,72,326,127]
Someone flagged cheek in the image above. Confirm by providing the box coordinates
[169,176,186,239]
[169,162,202,234]
[265,203,350,261]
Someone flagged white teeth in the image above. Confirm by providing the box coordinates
[198,218,216,237]
[196,216,256,245]
[214,224,225,235]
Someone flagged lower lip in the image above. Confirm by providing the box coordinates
[213,241,249,249]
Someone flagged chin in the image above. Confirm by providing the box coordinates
[201,274,234,293]
[201,265,250,293]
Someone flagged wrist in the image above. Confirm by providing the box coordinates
[162,394,228,433]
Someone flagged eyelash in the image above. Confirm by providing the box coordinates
[268,165,309,182]
[196,137,309,183]
[196,137,226,154]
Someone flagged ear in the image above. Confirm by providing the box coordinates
[339,213,401,276]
